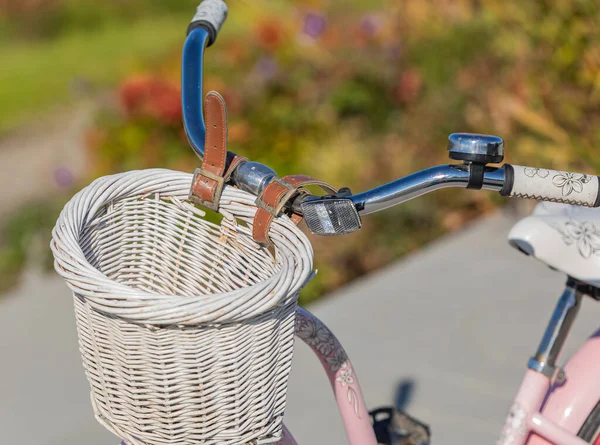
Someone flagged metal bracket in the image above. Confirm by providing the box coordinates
[527,357,556,379]
[554,367,566,385]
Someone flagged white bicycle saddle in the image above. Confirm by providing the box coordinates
[509,202,600,287]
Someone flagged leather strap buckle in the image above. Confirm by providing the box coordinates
[188,91,230,211]
[189,167,225,211]
[255,177,297,216]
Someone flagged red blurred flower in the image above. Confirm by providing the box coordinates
[255,20,284,51]
[119,76,148,112]
[394,68,423,104]
[119,76,182,125]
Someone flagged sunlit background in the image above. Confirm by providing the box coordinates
[1,0,599,304]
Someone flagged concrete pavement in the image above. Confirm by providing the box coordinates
[2,211,600,444]
[0,268,114,445]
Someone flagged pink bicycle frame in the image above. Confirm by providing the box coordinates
[496,283,600,445]
[497,329,600,445]
[278,307,378,445]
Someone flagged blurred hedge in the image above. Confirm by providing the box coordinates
[83,0,599,303]
[0,0,199,39]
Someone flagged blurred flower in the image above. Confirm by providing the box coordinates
[256,20,284,51]
[119,76,147,112]
[222,42,248,66]
[54,165,74,189]
[221,89,244,115]
[360,13,383,37]
[320,23,341,50]
[253,56,279,82]
[149,84,181,124]
[394,68,423,104]
[119,76,181,125]
[351,13,390,48]
[385,44,403,62]
[302,12,327,39]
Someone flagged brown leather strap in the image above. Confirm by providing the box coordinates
[190,91,240,211]
[252,174,337,245]
[224,153,247,182]
[203,91,228,177]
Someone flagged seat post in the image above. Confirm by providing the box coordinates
[528,279,583,379]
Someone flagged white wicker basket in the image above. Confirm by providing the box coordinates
[51,169,314,445]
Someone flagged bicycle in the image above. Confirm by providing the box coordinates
[51,2,600,444]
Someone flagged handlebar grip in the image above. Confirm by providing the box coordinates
[500,164,600,207]
[187,0,228,46]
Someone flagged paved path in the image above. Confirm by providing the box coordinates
[2,211,600,444]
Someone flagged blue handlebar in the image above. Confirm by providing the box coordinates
[182,27,210,159]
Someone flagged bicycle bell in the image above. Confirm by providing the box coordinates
[447,133,504,164]
[447,133,504,190]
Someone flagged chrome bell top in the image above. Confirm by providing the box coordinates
[447,133,504,164]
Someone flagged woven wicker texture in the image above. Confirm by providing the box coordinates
[51,169,314,445]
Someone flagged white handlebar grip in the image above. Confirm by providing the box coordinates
[501,164,600,207]
[189,0,228,46]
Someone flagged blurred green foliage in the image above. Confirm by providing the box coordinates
[0,198,65,291]
[0,0,199,39]
[1,0,599,302]
[0,17,189,132]
[0,0,202,131]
